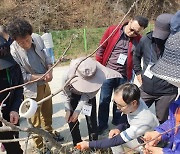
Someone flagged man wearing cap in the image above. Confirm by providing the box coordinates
[7,18,64,153]
[0,34,23,153]
[96,16,149,134]
[143,31,180,154]
[133,13,178,124]
[60,57,121,152]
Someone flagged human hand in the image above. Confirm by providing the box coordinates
[44,70,53,82]
[137,74,142,85]
[76,141,89,150]
[143,131,161,146]
[69,112,79,123]
[65,111,71,123]
[144,144,163,154]
[108,129,120,138]
[9,111,19,124]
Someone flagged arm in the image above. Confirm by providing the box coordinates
[10,64,24,112]
[96,27,110,63]
[9,65,24,124]
[90,134,125,149]
[133,39,143,84]
[69,94,90,123]
[155,119,172,142]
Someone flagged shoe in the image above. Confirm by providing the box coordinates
[97,125,108,135]
[53,131,64,142]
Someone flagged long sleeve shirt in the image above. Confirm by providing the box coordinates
[89,99,159,148]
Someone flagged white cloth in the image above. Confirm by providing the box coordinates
[41,33,54,48]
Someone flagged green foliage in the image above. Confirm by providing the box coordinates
[51,27,106,60]
[51,24,154,61]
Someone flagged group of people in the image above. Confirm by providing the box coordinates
[0,9,179,154]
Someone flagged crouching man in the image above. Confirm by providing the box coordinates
[77,83,159,153]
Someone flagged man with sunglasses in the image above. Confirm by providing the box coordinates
[77,83,159,153]
[96,16,148,135]
[133,13,178,125]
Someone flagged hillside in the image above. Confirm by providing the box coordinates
[0,0,179,32]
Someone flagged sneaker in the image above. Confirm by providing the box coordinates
[53,131,64,142]
[97,125,108,135]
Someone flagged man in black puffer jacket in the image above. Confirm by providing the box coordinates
[133,13,178,124]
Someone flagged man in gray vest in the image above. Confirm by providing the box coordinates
[7,18,63,153]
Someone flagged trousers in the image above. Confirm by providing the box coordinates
[68,93,98,146]
[98,77,127,128]
[140,88,177,124]
[31,83,53,149]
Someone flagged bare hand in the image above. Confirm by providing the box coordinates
[44,70,53,82]
[77,141,89,150]
[143,131,161,146]
[109,129,120,138]
[69,112,79,123]
[10,111,19,124]
[144,144,163,154]
[136,74,142,85]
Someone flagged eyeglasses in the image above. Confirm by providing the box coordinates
[113,101,127,108]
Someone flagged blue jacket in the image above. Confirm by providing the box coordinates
[155,99,180,153]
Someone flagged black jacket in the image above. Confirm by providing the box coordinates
[0,64,24,112]
[133,32,178,96]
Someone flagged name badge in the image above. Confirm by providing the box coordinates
[117,54,127,65]
[144,63,154,79]
[82,104,92,116]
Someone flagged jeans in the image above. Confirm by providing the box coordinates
[98,77,128,128]
[68,93,98,146]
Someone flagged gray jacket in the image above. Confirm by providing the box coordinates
[10,33,53,98]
